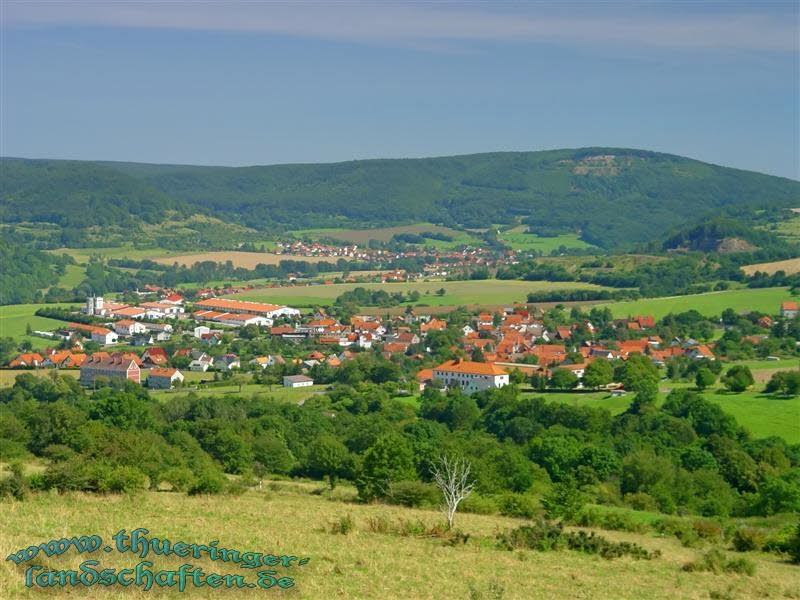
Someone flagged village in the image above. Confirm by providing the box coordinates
[8,287,796,397]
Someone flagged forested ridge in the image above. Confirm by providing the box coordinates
[3,148,799,249]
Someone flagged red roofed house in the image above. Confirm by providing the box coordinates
[433,359,509,394]
[42,351,87,368]
[80,352,141,386]
[420,318,447,333]
[142,347,170,367]
[148,368,184,389]
[781,302,799,319]
[8,353,44,368]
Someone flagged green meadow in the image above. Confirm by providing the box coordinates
[233,279,608,308]
[594,287,792,319]
[499,226,597,253]
[0,304,77,350]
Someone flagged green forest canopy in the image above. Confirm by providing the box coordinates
[2,148,799,250]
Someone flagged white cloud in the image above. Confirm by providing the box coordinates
[2,1,796,53]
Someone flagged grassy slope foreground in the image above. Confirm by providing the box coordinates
[1,485,798,600]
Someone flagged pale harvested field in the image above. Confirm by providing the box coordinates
[742,257,800,276]
[291,223,469,244]
[2,485,797,599]
[153,251,352,268]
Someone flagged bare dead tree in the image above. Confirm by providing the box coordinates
[431,454,475,529]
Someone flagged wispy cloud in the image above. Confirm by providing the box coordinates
[2,1,797,53]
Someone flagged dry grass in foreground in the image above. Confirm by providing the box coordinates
[1,483,798,599]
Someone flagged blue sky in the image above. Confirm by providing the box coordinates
[1,1,798,178]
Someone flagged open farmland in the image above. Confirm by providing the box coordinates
[742,257,800,276]
[592,287,792,319]
[154,251,351,269]
[499,225,597,253]
[2,485,798,600]
[0,303,77,349]
[291,223,473,245]
[231,279,609,307]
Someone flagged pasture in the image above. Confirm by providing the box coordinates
[742,257,800,276]
[592,287,791,319]
[290,223,472,245]
[231,279,609,307]
[0,304,77,349]
[534,357,800,444]
[499,226,597,253]
[1,483,797,599]
[153,251,349,269]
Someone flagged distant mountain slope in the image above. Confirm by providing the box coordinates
[3,148,799,249]
[0,158,183,228]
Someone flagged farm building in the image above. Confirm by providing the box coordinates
[80,352,141,386]
[148,368,184,389]
[433,359,509,394]
[283,375,314,388]
[193,298,300,319]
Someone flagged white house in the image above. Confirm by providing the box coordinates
[148,368,184,389]
[283,375,314,388]
[91,328,119,345]
[114,319,148,337]
[193,326,211,339]
[432,359,509,394]
[189,359,211,372]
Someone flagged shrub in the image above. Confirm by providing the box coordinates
[461,494,499,515]
[42,444,76,462]
[161,467,197,492]
[365,515,391,534]
[786,522,800,564]
[496,520,566,552]
[682,548,756,575]
[385,480,438,508]
[541,481,584,521]
[692,520,723,542]
[497,493,538,519]
[106,466,148,493]
[0,439,29,461]
[329,514,355,535]
[188,468,227,495]
[496,520,659,560]
[725,557,756,576]
[0,462,28,500]
[731,528,765,552]
[624,492,658,512]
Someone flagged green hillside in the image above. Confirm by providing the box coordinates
[3,148,799,249]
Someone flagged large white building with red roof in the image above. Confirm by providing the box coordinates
[433,359,509,394]
[193,298,300,319]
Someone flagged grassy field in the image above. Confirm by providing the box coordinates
[49,245,182,264]
[531,357,800,444]
[0,304,77,350]
[233,279,608,308]
[290,223,473,246]
[593,287,792,319]
[499,226,597,253]
[54,264,87,289]
[742,257,800,276]
[150,382,328,404]
[1,483,797,599]
[154,251,349,269]
[0,370,80,387]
